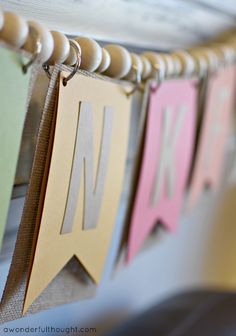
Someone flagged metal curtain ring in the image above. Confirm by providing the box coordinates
[154,63,165,83]
[62,39,82,86]
[22,27,42,74]
[42,63,52,78]
[125,64,142,97]
[150,63,164,92]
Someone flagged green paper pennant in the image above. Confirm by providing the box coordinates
[0,46,31,248]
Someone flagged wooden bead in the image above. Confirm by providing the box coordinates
[142,52,166,79]
[48,31,70,65]
[124,53,143,81]
[172,56,182,76]
[23,21,54,63]
[200,47,218,71]
[220,45,235,63]
[162,53,175,77]
[209,44,225,65]
[188,49,208,77]
[96,48,111,73]
[103,44,132,79]
[140,55,152,79]
[0,11,4,30]
[171,51,196,76]
[74,37,102,72]
[0,11,28,47]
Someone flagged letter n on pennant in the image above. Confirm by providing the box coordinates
[61,101,113,233]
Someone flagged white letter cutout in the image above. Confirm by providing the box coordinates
[61,101,113,233]
[151,105,187,205]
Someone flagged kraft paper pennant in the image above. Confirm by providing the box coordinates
[0,44,32,249]
[0,67,94,323]
[23,71,132,312]
[188,65,236,209]
[127,79,197,263]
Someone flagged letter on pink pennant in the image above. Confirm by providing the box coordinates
[127,80,197,263]
[188,65,236,210]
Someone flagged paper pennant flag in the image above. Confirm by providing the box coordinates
[127,79,197,263]
[188,65,236,209]
[0,68,95,323]
[112,83,150,275]
[23,71,132,312]
[0,44,31,249]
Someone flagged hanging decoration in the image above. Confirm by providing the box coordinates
[126,79,198,262]
[0,8,236,322]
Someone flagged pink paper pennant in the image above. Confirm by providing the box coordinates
[127,79,197,263]
[188,65,236,210]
